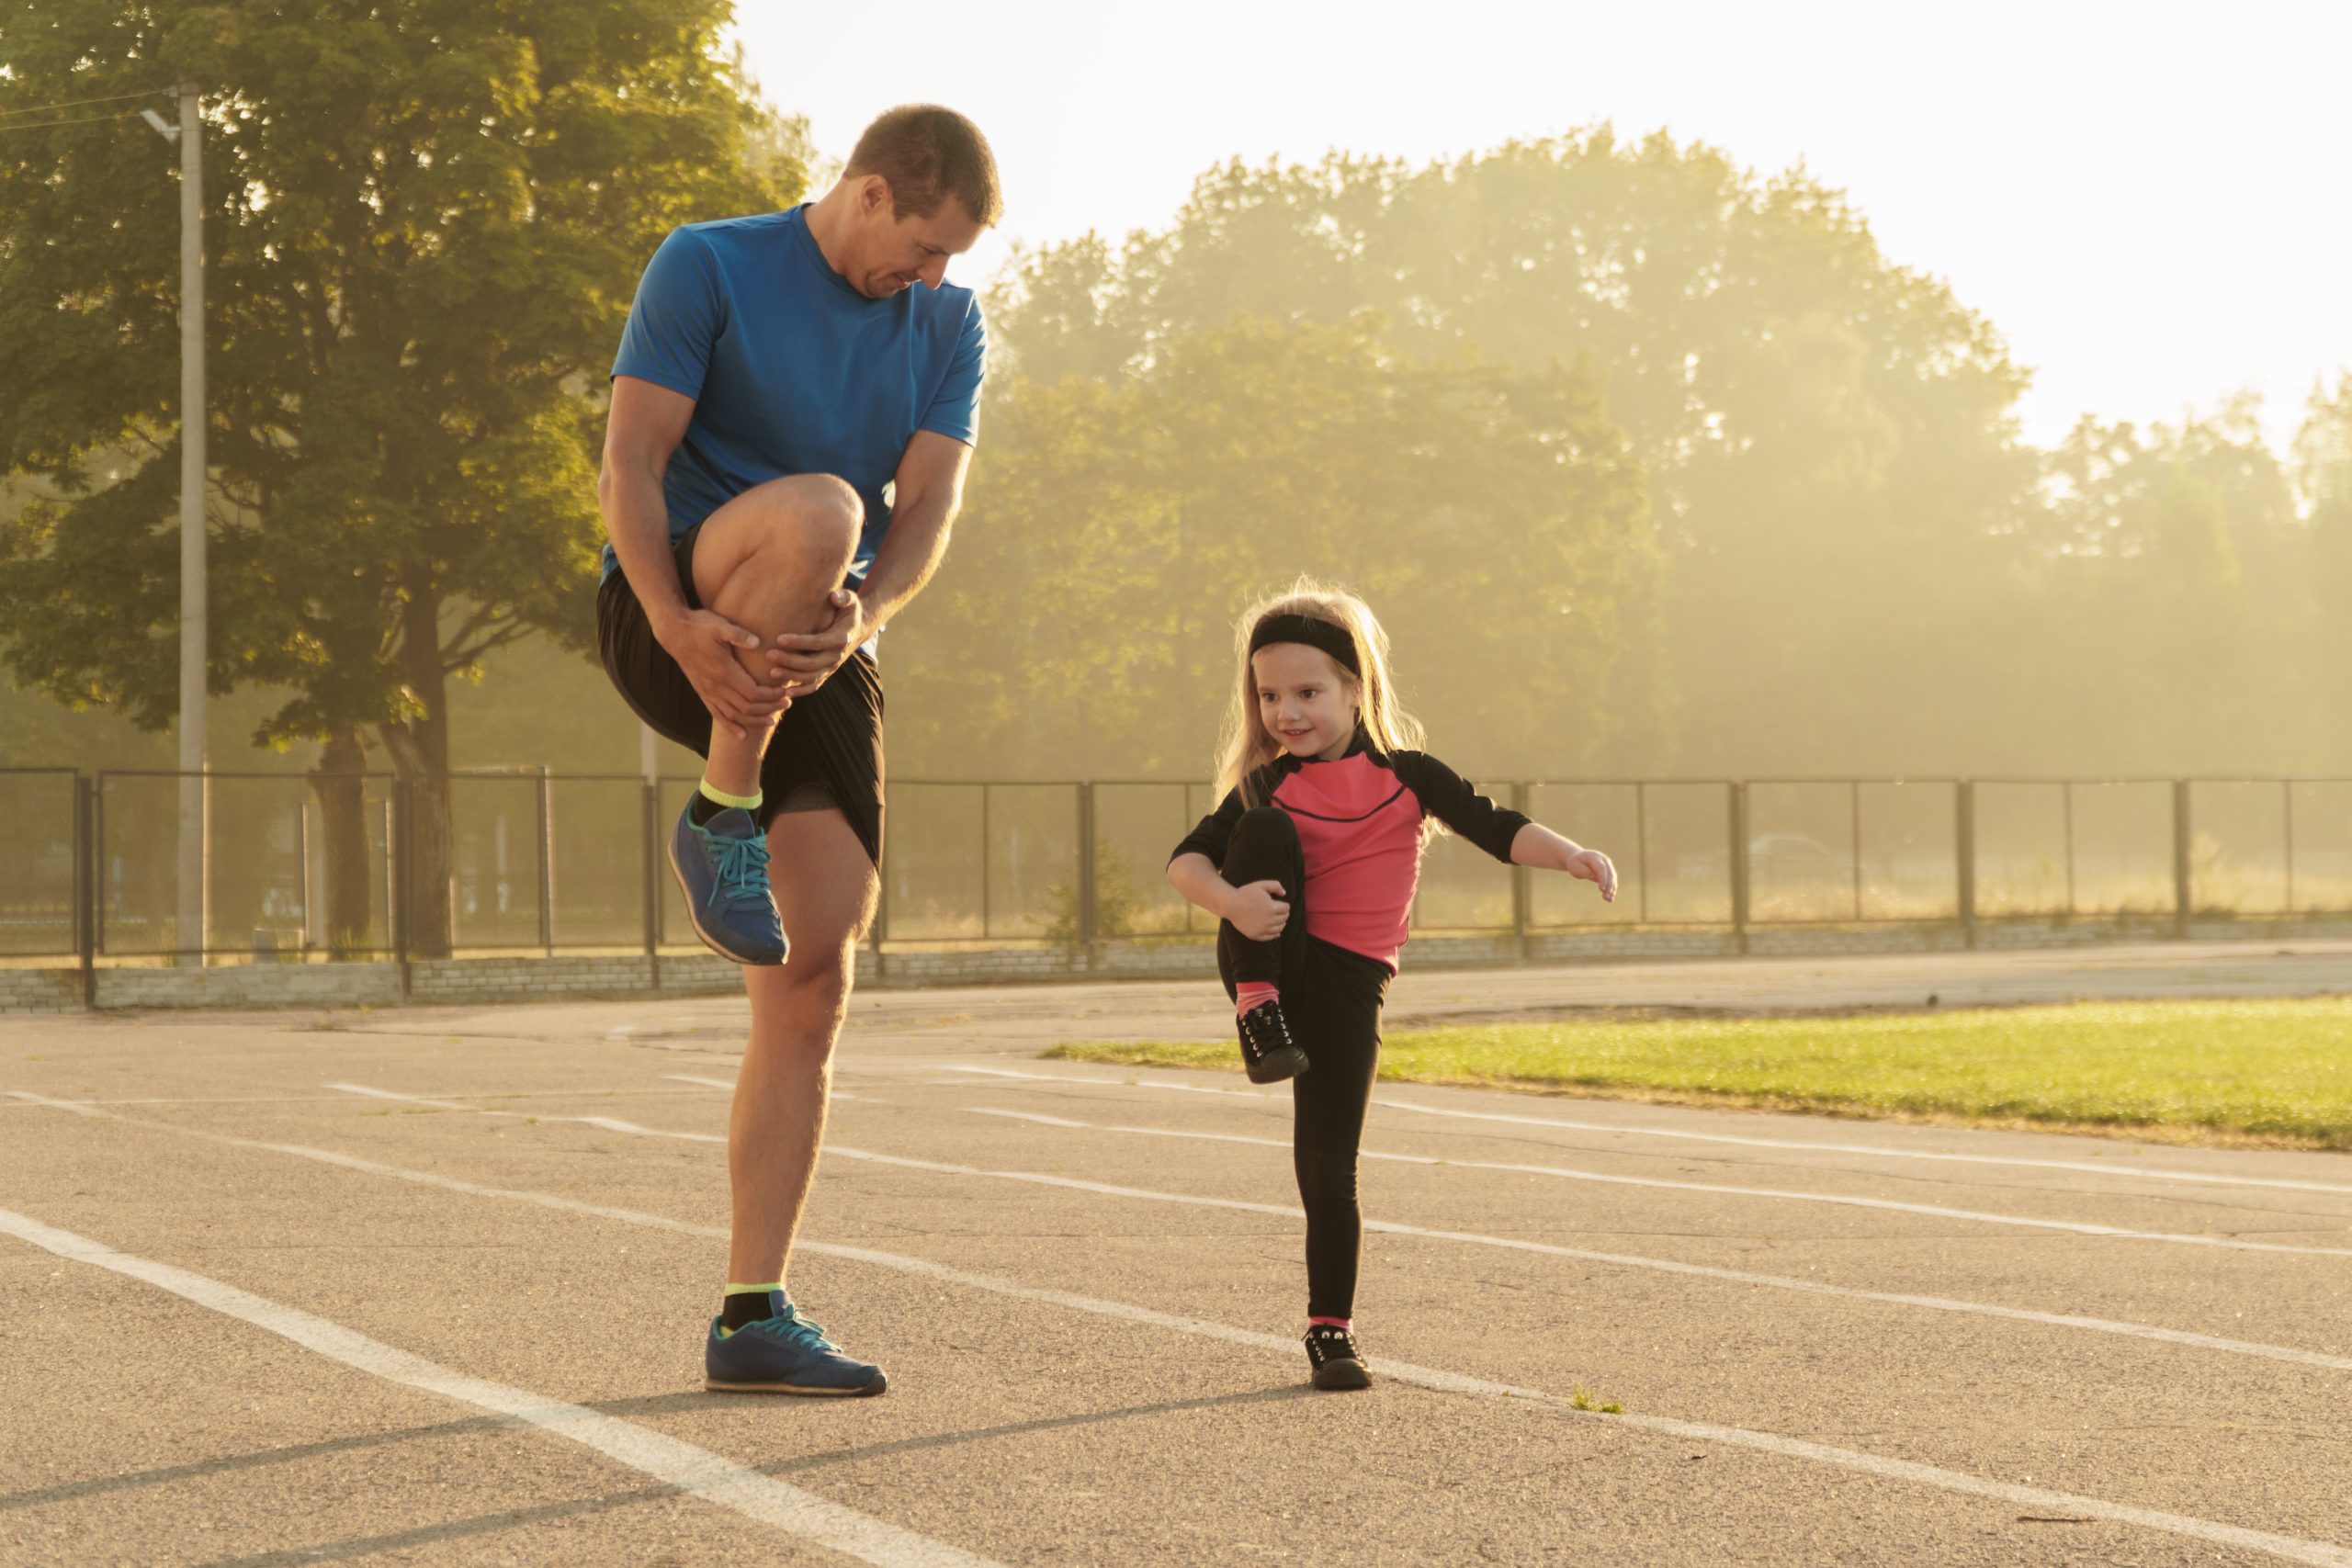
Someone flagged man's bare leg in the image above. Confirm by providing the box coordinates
[727,807,877,1285]
[669,474,861,967]
[689,474,864,794]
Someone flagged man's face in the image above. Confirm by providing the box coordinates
[846,176,984,299]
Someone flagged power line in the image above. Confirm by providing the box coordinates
[0,110,145,135]
[0,87,174,118]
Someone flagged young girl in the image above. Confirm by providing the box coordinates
[1166,582,1618,1391]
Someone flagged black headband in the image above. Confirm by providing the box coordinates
[1248,613,1361,675]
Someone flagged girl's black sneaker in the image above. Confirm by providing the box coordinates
[1305,1324,1371,1390]
[1237,999,1310,1084]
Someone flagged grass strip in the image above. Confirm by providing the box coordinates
[1045,998,2352,1149]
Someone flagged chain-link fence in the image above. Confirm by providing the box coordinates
[5,770,2348,968]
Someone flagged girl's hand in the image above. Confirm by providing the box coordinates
[1225,879,1292,942]
[1569,849,1618,903]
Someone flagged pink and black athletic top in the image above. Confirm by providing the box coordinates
[1172,739,1530,973]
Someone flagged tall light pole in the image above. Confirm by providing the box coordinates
[147,85,206,964]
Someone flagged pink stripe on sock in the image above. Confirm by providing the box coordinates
[1308,1315,1351,1330]
[1236,982,1279,1017]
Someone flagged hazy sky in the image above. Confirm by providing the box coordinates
[732,1,2350,456]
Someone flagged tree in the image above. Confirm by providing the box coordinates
[0,1,803,953]
[984,130,2034,775]
[2292,376,2352,753]
[889,316,1655,783]
[2021,402,2302,773]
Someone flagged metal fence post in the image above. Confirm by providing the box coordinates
[1634,781,1650,925]
[1510,781,1533,960]
[536,765,556,956]
[1729,781,1750,954]
[93,773,109,962]
[1849,780,1864,922]
[2062,781,2077,920]
[1955,780,1977,948]
[74,774,96,1007]
[2282,779,2296,916]
[379,794,396,958]
[2172,779,2193,934]
[296,794,314,954]
[1077,782,1098,947]
[393,776,413,996]
[639,779,661,989]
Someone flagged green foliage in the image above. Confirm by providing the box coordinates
[892,313,1655,782]
[1041,842,1160,943]
[0,0,801,769]
[2008,400,2324,773]
[967,131,2036,776]
[0,2,803,953]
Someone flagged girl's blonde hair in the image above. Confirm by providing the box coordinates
[1215,578,1426,807]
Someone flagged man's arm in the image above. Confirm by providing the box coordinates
[596,375,788,739]
[769,430,973,682]
[861,430,972,628]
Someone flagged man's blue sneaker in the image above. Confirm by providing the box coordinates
[705,1293,887,1396]
[668,803,787,965]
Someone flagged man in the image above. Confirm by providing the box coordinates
[594,105,999,1394]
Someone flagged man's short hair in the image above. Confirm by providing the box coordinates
[846,105,1002,228]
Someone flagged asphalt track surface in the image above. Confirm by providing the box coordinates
[6,939,2352,1566]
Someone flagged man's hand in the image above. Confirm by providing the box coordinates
[770,588,868,694]
[652,606,792,740]
[1225,879,1292,942]
[1568,848,1618,903]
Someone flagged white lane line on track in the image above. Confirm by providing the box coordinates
[329,1082,726,1142]
[951,1110,2352,1375]
[0,1090,720,1109]
[0,1202,1002,1568]
[660,1072,876,1102]
[942,1064,2352,1201]
[310,1084,2352,1371]
[13,1091,2349,1568]
[964,1108,2352,1258]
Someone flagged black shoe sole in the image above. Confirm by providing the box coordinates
[666,830,789,967]
[1245,1045,1310,1084]
[1311,1358,1371,1391]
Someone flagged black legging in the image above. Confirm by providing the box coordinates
[1216,807,1392,1320]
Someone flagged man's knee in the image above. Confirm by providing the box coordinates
[752,938,857,1031]
[742,475,861,562]
[700,475,863,610]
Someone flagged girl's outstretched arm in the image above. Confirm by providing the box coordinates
[1509,823,1618,902]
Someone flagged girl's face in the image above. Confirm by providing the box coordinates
[1251,643,1360,762]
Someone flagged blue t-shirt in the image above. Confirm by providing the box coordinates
[601,205,987,583]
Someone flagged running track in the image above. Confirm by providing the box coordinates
[6,941,2352,1564]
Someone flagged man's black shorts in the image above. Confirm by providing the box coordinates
[596,523,884,867]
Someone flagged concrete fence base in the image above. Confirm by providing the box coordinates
[6,914,2352,1014]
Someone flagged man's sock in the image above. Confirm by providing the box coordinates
[718,1282,786,1335]
[1236,982,1279,1017]
[689,779,763,829]
[1308,1315,1351,1331]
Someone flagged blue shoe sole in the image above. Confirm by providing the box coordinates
[666,829,788,967]
[705,1370,888,1397]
